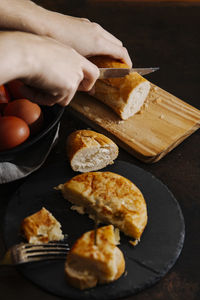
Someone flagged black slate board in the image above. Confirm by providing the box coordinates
[3,161,185,300]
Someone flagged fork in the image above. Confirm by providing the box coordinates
[0,242,70,266]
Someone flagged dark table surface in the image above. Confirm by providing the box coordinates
[0,1,200,299]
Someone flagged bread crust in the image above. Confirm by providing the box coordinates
[90,55,129,69]
[89,56,150,120]
[66,130,118,172]
[58,172,147,240]
[65,225,125,290]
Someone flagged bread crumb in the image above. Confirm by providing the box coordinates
[124,270,128,277]
[95,118,102,123]
[83,106,90,112]
[155,98,162,104]
[144,103,149,110]
[71,205,85,215]
[129,239,139,247]
[54,184,63,191]
[138,109,144,115]
[152,86,158,92]
[148,93,154,99]
[117,120,124,125]
[159,114,164,119]
[89,214,95,221]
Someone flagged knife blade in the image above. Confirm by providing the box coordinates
[99,67,159,79]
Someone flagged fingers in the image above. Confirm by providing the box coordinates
[20,83,77,107]
[115,45,132,67]
[92,38,132,67]
[78,61,99,92]
[19,84,59,106]
[88,86,95,95]
[20,81,81,107]
[13,27,131,108]
[92,22,123,47]
[90,22,132,67]
[104,40,132,67]
[20,54,99,107]
[43,13,132,67]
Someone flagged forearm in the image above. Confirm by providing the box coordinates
[0,30,99,106]
[0,0,49,36]
[0,0,132,67]
[0,31,32,85]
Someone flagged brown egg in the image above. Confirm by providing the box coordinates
[0,116,30,151]
[6,79,25,100]
[4,99,43,135]
[0,84,10,113]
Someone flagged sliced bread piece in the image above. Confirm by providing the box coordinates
[90,56,150,120]
[66,130,118,172]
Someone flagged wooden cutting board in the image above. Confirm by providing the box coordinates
[70,83,200,163]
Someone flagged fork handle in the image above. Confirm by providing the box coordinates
[0,250,13,266]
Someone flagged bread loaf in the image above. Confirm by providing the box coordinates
[65,225,125,290]
[90,56,150,120]
[66,130,118,172]
[57,171,147,240]
[21,207,64,244]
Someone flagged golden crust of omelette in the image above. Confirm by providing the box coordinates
[65,225,125,290]
[21,207,64,244]
[57,172,147,240]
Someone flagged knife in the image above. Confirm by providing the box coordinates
[99,67,159,79]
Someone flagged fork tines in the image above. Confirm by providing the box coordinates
[13,242,70,264]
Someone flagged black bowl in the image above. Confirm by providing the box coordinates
[0,104,64,162]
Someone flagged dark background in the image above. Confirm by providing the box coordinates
[0,1,200,299]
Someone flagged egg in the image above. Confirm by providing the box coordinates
[6,79,25,100]
[0,116,30,151]
[4,99,44,135]
[0,85,10,113]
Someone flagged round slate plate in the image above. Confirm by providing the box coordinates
[3,161,185,300]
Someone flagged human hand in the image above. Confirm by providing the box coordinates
[0,32,99,106]
[0,0,132,67]
[43,12,132,67]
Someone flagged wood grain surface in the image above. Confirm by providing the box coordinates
[70,83,200,162]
